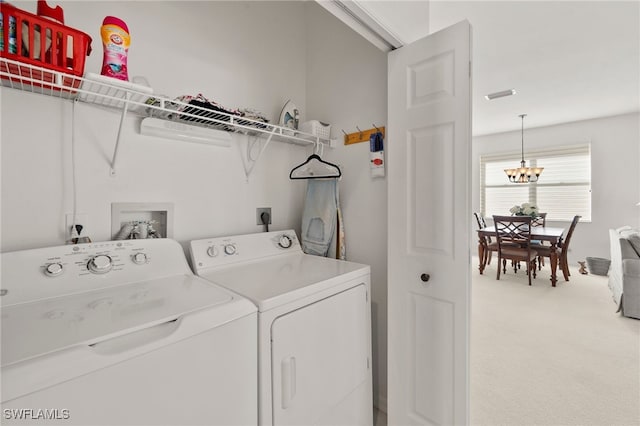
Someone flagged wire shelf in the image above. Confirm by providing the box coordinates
[0,57,332,147]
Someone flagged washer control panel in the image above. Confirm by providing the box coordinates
[1,239,191,307]
[190,230,301,271]
[39,241,153,279]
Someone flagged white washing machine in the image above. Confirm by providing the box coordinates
[1,239,257,426]
[190,230,373,426]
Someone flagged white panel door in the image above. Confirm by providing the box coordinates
[387,21,472,426]
[271,285,371,426]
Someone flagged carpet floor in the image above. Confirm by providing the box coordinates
[471,259,640,426]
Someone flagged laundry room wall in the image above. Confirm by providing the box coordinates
[2,0,392,410]
[1,1,311,252]
[304,3,389,412]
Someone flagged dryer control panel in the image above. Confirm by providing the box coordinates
[190,230,301,271]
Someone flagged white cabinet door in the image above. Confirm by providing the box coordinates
[271,284,371,425]
[387,20,472,425]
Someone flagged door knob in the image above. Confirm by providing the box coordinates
[420,273,430,282]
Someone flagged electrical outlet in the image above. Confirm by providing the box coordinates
[256,207,272,225]
[65,213,89,238]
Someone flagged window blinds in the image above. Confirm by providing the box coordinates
[480,144,591,221]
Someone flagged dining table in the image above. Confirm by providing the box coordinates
[477,225,566,287]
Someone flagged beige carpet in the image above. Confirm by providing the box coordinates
[471,259,640,426]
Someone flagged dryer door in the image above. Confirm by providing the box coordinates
[271,284,371,426]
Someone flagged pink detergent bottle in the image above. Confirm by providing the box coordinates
[100,16,129,81]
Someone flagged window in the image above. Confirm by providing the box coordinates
[480,144,591,221]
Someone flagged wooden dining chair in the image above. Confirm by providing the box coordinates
[493,215,538,286]
[474,212,497,268]
[535,215,581,282]
[531,212,548,269]
[531,212,547,227]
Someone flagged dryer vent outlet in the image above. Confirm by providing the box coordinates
[256,208,272,225]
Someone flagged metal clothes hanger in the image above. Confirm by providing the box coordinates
[289,142,341,180]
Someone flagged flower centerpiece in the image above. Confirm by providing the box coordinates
[509,202,539,217]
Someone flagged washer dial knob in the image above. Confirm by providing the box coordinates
[278,235,293,249]
[207,246,219,257]
[224,244,236,256]
[88,255,113,274]
[132,252,148,265]
[45,262,64,277]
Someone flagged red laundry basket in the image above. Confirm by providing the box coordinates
[1,1,92,92]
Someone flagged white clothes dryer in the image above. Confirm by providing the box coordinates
[1,239,257,426]
[190,230,373,426]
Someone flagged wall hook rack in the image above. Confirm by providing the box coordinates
[344,125,385,145]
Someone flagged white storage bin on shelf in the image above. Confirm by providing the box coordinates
[299,120,331,139]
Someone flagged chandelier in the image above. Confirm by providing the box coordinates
[504,114,543,183]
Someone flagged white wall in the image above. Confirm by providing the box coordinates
[1,1,310,252]
[304,3,389,411]
[1,0,391,411]
[472,112,640,266]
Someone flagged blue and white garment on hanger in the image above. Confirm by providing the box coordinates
[301,178,338,257]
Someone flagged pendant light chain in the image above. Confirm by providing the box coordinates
[520,114,525,163]
[504,113,544,183]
